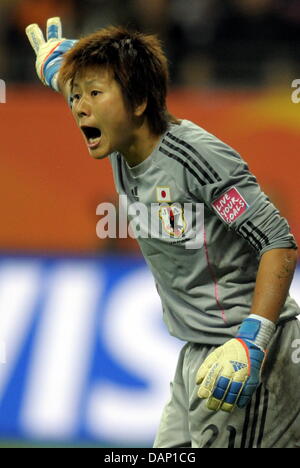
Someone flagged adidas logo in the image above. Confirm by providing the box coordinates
[230,360,247,372]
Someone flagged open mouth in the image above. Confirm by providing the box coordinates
[81,126,102,149]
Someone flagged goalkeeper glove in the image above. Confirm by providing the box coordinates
[196,314,276,412]
[25,17,76,91]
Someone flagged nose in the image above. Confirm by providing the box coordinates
[75,96,91,119]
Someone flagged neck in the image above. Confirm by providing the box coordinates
[121,122,163,167]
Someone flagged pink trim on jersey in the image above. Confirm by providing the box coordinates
[203,229,227,324]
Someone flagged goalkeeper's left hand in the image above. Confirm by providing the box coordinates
[196,314,276,412]
[25,17,76,91]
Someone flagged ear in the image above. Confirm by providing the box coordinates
[134,99,147,117]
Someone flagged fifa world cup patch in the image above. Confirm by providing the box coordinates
[212,187,248,224]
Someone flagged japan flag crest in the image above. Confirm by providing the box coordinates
[159,204,186,238]
[156,186,171,203]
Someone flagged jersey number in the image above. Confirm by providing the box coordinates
[202,424,237,448]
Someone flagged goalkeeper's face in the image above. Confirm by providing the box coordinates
[71,66,139,159]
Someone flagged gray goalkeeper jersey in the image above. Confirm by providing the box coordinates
[109,119,299,345]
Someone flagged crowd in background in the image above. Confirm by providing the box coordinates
[0,0,300,87]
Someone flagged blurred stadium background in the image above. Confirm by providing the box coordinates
[0,0,300,448]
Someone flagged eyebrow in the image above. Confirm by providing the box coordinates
[72,79,101,88]
[71,80,93,94]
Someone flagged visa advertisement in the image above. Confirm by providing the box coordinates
[0,254,299,447]
[0,254,182,447]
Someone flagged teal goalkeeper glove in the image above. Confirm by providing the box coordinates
[25,17,76,91]
[196,314,276,412]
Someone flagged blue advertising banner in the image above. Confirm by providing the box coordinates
[0,254,182,447]
[0,255,299,447]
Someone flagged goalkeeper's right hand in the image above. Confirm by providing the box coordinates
[25,17,76,92]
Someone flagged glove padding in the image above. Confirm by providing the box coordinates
[25,17,76,91]
[196,337,265,412]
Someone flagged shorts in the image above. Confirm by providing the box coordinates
[154,318,300,448]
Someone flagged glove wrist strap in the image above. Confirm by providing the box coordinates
[236,314,276,350]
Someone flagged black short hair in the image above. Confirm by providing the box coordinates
[60,26,174,135]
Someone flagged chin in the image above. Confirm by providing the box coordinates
[89,149,110,160]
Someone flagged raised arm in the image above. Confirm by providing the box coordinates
[25,17,75,99]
